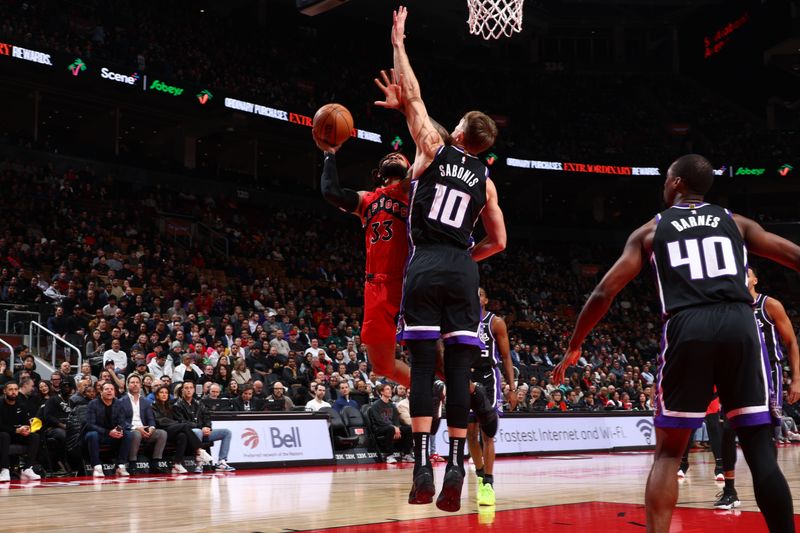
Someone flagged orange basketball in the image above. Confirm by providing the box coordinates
[312,103,354,147]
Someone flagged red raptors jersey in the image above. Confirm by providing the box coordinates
[360,181,409,279]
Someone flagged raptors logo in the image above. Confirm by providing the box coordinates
[242,427,259,449]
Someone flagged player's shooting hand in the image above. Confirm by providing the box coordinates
[552,347,581,385]
[392,6,407,46]
[789,379,800,405]
[314,138,341,154]
[374,69,403,110]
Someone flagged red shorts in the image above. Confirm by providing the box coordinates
[361,277,402,346]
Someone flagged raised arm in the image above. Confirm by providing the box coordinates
[765,297,800,404]
[391,6,443,177]
[471,179,507,262]
[734,214,800,271]
[552,219,654,384]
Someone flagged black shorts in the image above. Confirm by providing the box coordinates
[397,245,481,347]
[469,366,503,421]
[654,302,773,430]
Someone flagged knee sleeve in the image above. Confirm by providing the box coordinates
[443,344,479,429]
[482,417,499,439]
[408,340,437,419]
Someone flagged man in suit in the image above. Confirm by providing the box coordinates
[85,381,135,477]
[119,374,169,474]
[232,384,264,412]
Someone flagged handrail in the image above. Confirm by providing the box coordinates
[4,309,40,334]
[29,321,82,371]
[0,337,12,359]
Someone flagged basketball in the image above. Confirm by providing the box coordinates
[312,103,354,147]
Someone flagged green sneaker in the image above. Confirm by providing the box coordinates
[477,481,496,506]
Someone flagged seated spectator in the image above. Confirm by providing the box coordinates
[173,354,203,383]
[579,392,600,411]
[332,382,359,413]
[264,382,295,411]
[119,374,169,474]
[102,339,128,374]
[349,380,371,407]
[43,380,75,473]
[14,355,42,386]
[17,376,39,407]
[392,385,408,404]
[227,380,240,398]
[528,387,548,412]
[368,384,412,463]
[305,384,332,412]
[566,389,582,411]
[37,380,54,410]
[173,381,235,472]
[75,362,97,387]
[231,358,252,385]
[0,381,41,481]
[0,360,12,388]
[84,382,135,477]
[151,384,213,474]
[547,390,568,412]
[251,380,266,400]
[232,384,264,412]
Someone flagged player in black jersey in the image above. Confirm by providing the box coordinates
[714,266,800,510]
[553,154,800,532]
[467,287,517,506]
[391,6,507,512]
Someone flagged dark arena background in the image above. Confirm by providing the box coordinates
[0,0,799,531]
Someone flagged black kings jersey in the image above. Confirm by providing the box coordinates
[651,203,751,317]
[475,311,499,368]
[410,145,488,249]
[755,293,783,363]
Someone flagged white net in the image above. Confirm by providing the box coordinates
[467,0,524,40]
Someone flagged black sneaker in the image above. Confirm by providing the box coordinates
[714,491,741,510]
[150,462,171,475]
[408,466,435,505]
[436,466,465,512]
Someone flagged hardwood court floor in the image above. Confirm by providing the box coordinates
[3,446,800,532]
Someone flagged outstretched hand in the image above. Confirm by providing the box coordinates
[392,6,407,47]
[314,137,341,154]
[374,69,403,110]
[552,347,581,385]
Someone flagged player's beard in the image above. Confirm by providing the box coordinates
[380,161,407,181]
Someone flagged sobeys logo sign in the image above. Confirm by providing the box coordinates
[149,79,184,96]
[735,167,765,176]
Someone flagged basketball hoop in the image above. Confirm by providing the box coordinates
[467,0,524,40]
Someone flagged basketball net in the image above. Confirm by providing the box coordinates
[467,0,524,40]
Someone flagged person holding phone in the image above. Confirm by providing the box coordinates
[84,381,135,477]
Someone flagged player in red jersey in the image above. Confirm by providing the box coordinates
[315,72,414,386]
[317,147,412,386]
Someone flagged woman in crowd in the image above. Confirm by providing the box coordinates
[214,364,231,386]
[227,379,240,397]
[632,391,651,411]
[37,380,54,409]
[231,358,251,385]
[0,359,13,387]
[547,389,569,412]
[84,329,105,365]
[142,374,155,397]
[151,384,213,474]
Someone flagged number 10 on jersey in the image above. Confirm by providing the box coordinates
[427,184,471,228]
